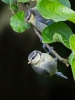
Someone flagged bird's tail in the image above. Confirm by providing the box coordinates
[56,72,68,79]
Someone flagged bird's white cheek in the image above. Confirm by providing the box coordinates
[32,58,40,64]
[32,55,41,64]
[28,20,35,25]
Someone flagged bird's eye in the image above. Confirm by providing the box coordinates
[27,16,30,21]
[32,56,35,60]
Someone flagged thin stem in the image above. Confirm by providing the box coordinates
[21,3,27,12]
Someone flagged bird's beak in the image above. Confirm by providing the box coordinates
[28,61,30,64]
[25,18,28,23]
[28,59,32,64]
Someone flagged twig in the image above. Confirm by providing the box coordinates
[21,3,28,12]
[34,27,69,67]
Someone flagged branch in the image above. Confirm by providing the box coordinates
[21,3,27,12]
[21,2,30,12]
[34,27,69,67]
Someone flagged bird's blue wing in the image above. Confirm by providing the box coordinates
[35,15,54,26]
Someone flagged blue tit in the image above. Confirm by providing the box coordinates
[28,50,68,79]
[25,8,54,32]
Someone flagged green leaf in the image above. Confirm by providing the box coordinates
[36,0,75,23]
[36,0,42,2]
[31,0,37,1]
[57,0,71,8]
[37,0,57,3]
[42,22,73,49]
[69,52,75,80]
[69,35,75,52]
[2,0,15,5]
[36,0,71,8]
[69,52,74,65]
[17,0,30,2]
[10,11,27,33]
[10,4,18,12]
[71,53,75,80]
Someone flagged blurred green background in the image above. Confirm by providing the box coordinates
[0,0,75,100]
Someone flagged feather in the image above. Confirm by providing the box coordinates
[56,72,68,79]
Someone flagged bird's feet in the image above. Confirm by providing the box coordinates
[40,37,43,42]
[42,43,53,53]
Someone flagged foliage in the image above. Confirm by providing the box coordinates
[10,11,30,32]
[1,0,75,80]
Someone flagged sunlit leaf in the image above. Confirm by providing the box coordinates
[69,52,73,65]
[70,35,75,52]
[17,0,30,2]
[36,0,75,23]
[42,22,73,49]
[10,11,27,33]
[36,0,71,8]
[71,54,75,80]
[2,0,15,5]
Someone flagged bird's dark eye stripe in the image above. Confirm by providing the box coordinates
[27,16,30,20]
[32,56,35,59]
[27,14,31,21]
[32,57,35,59]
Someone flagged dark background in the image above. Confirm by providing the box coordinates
[0,0,75,100]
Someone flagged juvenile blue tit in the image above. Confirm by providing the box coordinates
[28,50,68,79]
[25,8,54,32]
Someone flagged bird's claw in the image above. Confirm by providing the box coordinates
[40,37,43,42]
[42,43,49,53]
[42,43,53,54]
[49,46,54,53]
[42,43,56,58]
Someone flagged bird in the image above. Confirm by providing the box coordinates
[25,8,54,32]
[25,8,54,54]
[28,50,68,79]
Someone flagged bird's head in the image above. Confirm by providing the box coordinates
[25,8,36,23]
[28,50,42,65]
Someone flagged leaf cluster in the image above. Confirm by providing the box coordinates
[2,0,75,80]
